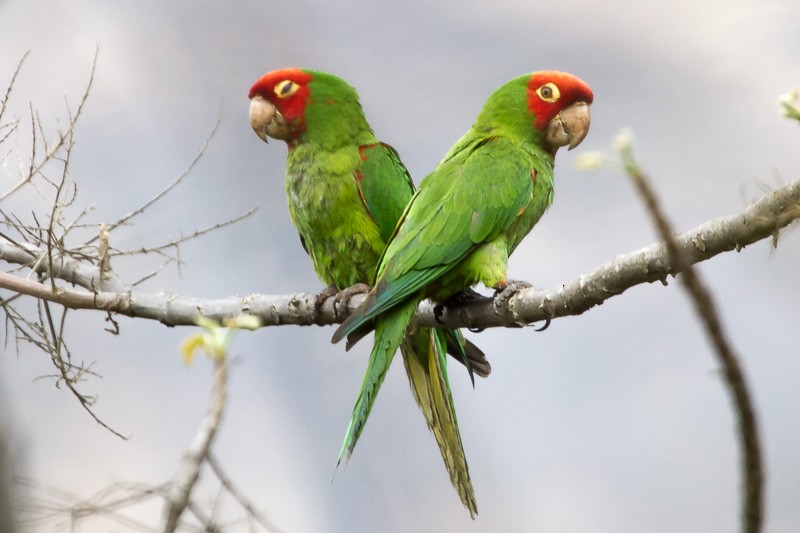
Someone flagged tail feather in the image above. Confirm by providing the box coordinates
[334,279,491,381]
[348,321,491,380]
[332,278,392,344]
[402,328,478,518]
[344,320,375,351]
[338,301,416,464]
[459,336,491,378]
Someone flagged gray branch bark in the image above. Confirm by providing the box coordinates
[1,178,799,331]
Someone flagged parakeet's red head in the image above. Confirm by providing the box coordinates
[249,68,313,143]
[526,71,593,151]
[249,68,372,149]
[476,71,593,154]
[526,71,593,129]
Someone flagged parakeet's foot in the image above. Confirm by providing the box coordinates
[493,279,533,317]
[493,279,533,302]
[493,280,550,330]
[314,285,339,318]
[433,288,492,324]
[333,283,370,319]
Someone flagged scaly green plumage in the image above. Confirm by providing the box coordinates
[333,71,593,517]
[285,140,408,288]
[268,70,412,287]
[249,68,486,517]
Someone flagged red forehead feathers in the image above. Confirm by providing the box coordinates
[526,71,593,130]
[248,68,312,99]
[249,68,314,135]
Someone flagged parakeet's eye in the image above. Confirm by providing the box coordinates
[536,83,560,103]
[274,80,299,99]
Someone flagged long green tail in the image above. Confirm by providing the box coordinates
[337,300,477,517]
[338,301,416,463]
[402,327,478,518]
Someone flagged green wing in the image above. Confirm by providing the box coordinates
[355,142,415,243]
[334,136,534,342]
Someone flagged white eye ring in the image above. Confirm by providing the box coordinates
[274,80,299,98]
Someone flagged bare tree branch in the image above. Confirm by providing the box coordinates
[619,138,763,533]
[1,177,798,331]
[0,53,259,435]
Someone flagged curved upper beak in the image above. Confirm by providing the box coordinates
[249,95,290,142]
[545,101,591,151]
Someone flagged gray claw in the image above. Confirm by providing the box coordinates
[493,279,533,308]
[333,283,370,320]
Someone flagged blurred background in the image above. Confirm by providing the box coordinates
[1,1,799,531]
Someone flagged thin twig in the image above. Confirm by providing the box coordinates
[0,123,18,147]
[129,257,174,287]
[619,141,763,533]
[38,299,128,439]
[84,107,223,246]
[46,132,72,291]
[0,51,29,125]
[111,206,259,258]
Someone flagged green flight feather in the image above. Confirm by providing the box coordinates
[333,136,543,343]
[338,301,415,462]
[338,301,478,517]
[356,142,414,243]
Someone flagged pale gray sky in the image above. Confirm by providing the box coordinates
[1,1,800,531]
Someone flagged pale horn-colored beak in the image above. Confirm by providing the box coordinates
[545,101,591,150]
[249,95,291,142]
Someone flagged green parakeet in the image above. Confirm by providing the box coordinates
[333,71,594,516]
[249,68,488,515]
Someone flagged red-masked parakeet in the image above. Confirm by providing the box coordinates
[333,70,593,517]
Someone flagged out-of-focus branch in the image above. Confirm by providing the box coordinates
[17,314,279,533]
[161,316,259,531]
[161,320,231,532]
[207,454,287,533]
[618,134,763,533]
[161,355,227,532]
[2,176,799,330]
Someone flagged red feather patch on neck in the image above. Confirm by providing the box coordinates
[526,71,593,130]
[249,68,314,136]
